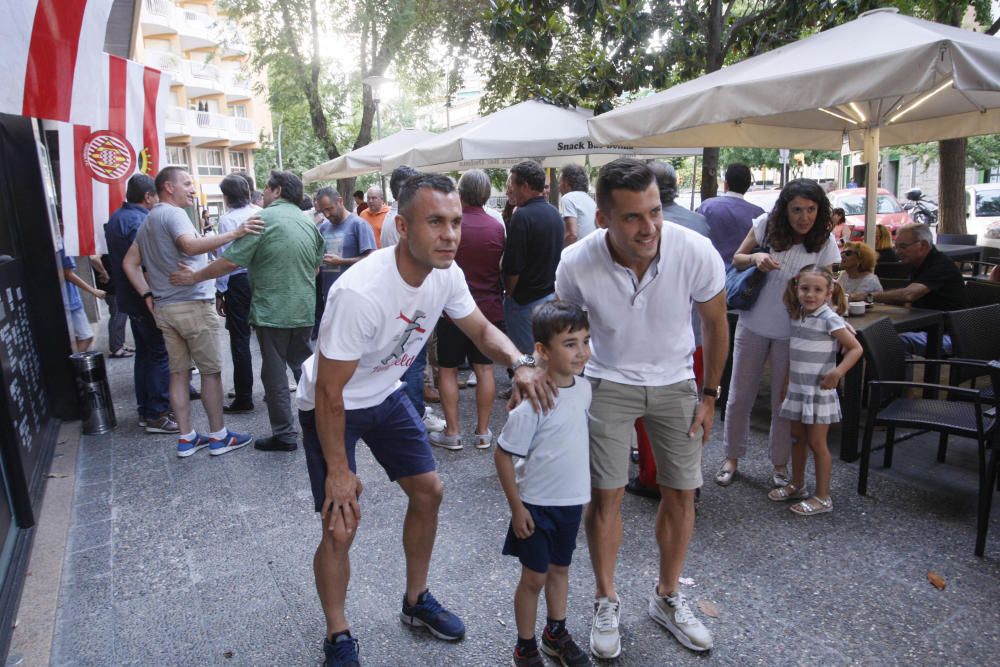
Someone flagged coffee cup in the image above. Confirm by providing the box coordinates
[848,301,866,316]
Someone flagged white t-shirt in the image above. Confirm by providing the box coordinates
[555,225,725,386]
[380,203,400,247]
[739,213,840,340]
[498,378,592,506]
[559,191,597,240]
[297,246,477,410]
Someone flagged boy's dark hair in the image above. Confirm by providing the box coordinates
[300,194,313,211]
[532,300,590,347]
[397,173,455,219]
[125,173,156,203]
[267,170,304,207]
[595,158,655,213]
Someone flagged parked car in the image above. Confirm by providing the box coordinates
[743,188,782,215]
[827,188,911,241]
[965,183,1000,248]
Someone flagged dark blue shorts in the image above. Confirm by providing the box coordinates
[502,503,583,574]
[299,387,437,512]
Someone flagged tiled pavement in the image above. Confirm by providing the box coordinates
[46,330,1000,666]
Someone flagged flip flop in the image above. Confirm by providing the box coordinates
[110,349,134,358]
[790,497,833,516]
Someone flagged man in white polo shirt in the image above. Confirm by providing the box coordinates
[556,158,728,658]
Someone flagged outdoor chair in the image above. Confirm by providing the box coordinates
[964,279,1000,308]
[936,233,978,246]
[875,262,910,280]
[856,317,1000,557]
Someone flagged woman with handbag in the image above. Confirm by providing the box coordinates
[716,179,840,488]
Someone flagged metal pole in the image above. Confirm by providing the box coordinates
[863,125,880,246]
[375,96,386,195]
[690,155,698,209]
[276,117,283,170]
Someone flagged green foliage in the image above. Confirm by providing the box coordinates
[896,135,1000,172]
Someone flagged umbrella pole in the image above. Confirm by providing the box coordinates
[691,154,698,209]
[863,126,880,247]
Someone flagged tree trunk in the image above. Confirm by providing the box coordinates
[336,177,358,210]
[937,137,967,234]
[699,0,724,202]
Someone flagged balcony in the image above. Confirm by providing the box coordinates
[163,106,259,147]
[224,71,253,101]
[177,9,217,50]
[141,0,177,35]
[230,117,256,145]
[185,60,225,97]
[144,50,182,78]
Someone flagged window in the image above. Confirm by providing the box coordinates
[196,149,224,176]
[229,151,247,172]
[230,104,247,118]
[166,146,188,167]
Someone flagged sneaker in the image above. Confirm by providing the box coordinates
[541,627,591,666]
[254,436,297,452]
[145,414,180,434]
[209,430,253,456]
[400,589,465,640]
[466,371,477,387]
[177,433,210,458]
[513,644,544,667]
[429,431,462,451]
[138,417,147,428]
[648,588,713,652]
[423,407,446,433]
[223,401,255,414]
[590,596,621,659]
[473,428,493,450]
[323,634,360,667]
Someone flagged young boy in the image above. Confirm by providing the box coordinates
[495,301,592,667]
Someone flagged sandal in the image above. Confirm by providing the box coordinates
[790,496,833,516]
[110,348,134,358]
[771,467,790,488]
[714,463,737,487]
[768,484,809,502]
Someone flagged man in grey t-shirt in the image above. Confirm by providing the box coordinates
[123,166,262,459]
[559,164,597,245]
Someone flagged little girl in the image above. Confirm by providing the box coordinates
[768,265,863,515]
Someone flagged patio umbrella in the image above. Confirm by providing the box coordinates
[588,7,1000,243]
[302,128,435,183]
[381,99,698,173]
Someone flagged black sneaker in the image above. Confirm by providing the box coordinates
[189,386,201,400]
[253,436,297,452]
[541,627,591,666]
[223,401,255,414]
[399,589,465,640]
[513,644,545,667]
[323,634,360,667]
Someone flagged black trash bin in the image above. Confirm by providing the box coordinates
[70,351,117,435]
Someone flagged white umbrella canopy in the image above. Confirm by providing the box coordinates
[381,99,698,173]
[302,128,435,183]
[587,8,1000,241]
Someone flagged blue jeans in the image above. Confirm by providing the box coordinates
[402,341,428,416]
[129,312,170,419]
[503,293,556,354]
[899,331,953,357]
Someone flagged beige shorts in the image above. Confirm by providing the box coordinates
[587,377,703,490]
[154,300,224,375]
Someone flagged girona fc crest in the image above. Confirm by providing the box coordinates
[81,130,136,184]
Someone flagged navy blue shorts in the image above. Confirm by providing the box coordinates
[299,387,437,512]
[502,503,583,574]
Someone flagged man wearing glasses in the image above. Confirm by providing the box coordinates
[867,223,967,354]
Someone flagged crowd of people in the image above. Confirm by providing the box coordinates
[65,154,977,667]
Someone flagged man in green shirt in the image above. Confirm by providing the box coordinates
[170,170,324,451]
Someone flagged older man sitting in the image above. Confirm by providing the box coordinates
[868,222,967,354]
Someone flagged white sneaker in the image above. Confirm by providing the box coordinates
[590,596,622,659]
[429,431,462,450]
[423,407,446,433]
[466,371,477,387]
[473,428,493,449]
[648,588,713,652]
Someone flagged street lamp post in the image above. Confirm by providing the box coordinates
[363,75,393,195]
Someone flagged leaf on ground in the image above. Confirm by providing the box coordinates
[927,571,946,590]
[223,650,234,659]
[697,600,720,618]
[679,576,696,586]
[497,618,506,626]
[45,473,68,479]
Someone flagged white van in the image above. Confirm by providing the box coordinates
[965,183,1000,248]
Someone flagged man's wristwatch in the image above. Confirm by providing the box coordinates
[703,386,721,398]
[511,354,536,373]
[142,291,153,300]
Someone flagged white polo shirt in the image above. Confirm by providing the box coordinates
[555,225,725,387]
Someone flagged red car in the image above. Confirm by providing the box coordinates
[827,188,910,241]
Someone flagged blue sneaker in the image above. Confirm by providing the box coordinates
[177,433,210,458]
[323,634,360,667]
[399,589,465,641]
[209,430,253,456]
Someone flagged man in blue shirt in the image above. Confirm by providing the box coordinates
[696,164,764,267]
[104,173,178,434]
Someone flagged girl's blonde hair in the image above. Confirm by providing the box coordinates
[783,264,847,319]
[875,223,892,251]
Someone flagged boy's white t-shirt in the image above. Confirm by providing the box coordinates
[297,246,476,411]
[497,379,592,507]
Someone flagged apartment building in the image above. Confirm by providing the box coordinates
[134,0,272,221]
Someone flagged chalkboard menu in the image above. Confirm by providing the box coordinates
[0,259,49,523]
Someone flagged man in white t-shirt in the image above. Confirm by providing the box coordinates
[297,173,553,665]
[558,164,597,245]
[555,158,728,658]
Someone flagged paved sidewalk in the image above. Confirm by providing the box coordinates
[47,331,1000,666]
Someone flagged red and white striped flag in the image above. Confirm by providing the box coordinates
[53,54,170,256]
[0,0,114,125]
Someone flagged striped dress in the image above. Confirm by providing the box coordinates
[778,304,846,424]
